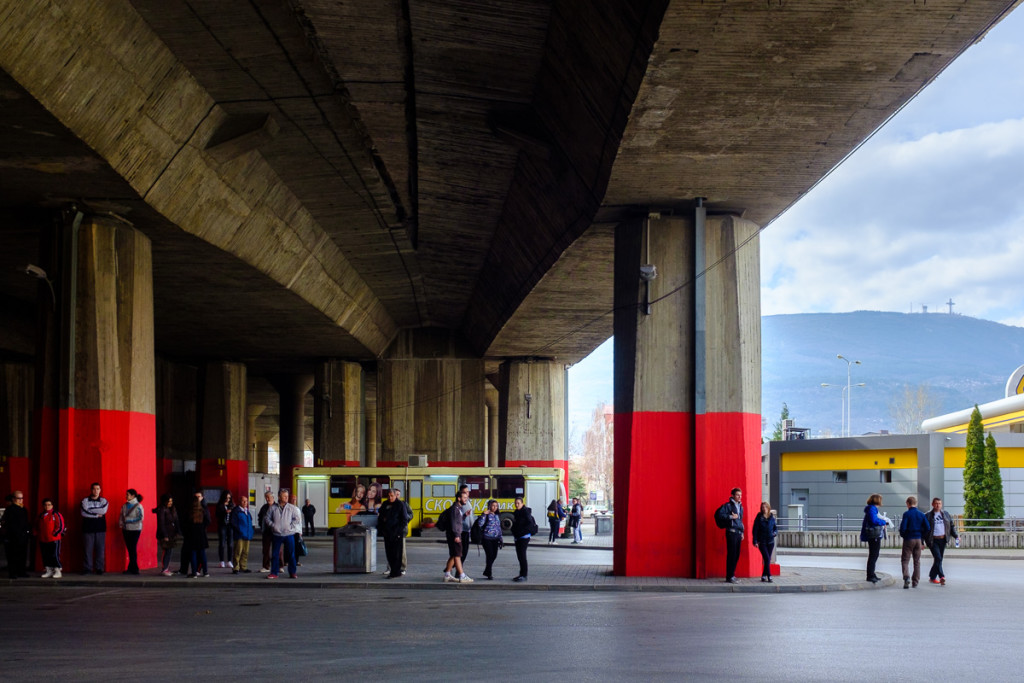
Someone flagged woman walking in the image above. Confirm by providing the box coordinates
[511,496,535,582]
[36,498,66,579]
[216,490,235,568]
[475,499,503,580]
[751,502,778,582]
[155,493,180,576]
[861,493,888,583]
[118,489,144,574]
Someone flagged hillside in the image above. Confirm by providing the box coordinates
[762,311,1024,436]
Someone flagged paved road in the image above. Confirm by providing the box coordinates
[2,546,1021,681]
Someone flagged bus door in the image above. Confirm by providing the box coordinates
[297,478,328,530]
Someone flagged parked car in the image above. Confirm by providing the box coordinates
[582,505,609,518]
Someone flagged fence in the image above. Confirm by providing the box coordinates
[777,515,1024,549]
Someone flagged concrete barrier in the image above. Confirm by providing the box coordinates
[778,531,1024,549]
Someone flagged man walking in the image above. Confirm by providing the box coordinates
[230,494,254,573]
[301,499,317,537]
[80,482,108,575]
[924,497,958,586]
[899,496,931,589]
[257,491,275,573]
[377,487,413,579]
[264,489,302,579]
[718,488,744,583]
[442,488,474,584]
[2,491,30,578]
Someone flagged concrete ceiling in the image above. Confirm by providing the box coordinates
[1,0,1019,372]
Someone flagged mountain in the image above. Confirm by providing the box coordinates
[762,311,1024,437]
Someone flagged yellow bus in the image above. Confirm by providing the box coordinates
[293,466,565,535]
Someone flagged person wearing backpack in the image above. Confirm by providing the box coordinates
[715,487,744,583]
[546,499,565,545]
[474,499,503,580]
[510,496,536,582]
[442,488,474,583]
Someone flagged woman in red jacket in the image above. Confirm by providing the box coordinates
[36,498,66,578]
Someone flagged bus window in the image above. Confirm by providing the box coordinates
[494,475,524,498]
[388,480,406,498]
[330,475,357,499]
[430,483,456,498]
[409,480,422,500]
[361,478,389,513]
[458,476,489,499]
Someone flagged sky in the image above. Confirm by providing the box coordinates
[568,7,1024,437]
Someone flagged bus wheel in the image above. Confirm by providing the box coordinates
[499,513,514,532]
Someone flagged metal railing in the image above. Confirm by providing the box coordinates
[777,514,1024,533]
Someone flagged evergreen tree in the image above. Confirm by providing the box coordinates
[962,406,986,527]
[771,403,791,441]
[983,432,1005,522]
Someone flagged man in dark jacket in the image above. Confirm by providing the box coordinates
[924,497,959,586]
[899,496,931,589]
[301,499,316,537]
[377,488,413,579]
[257,491,275,573]
[2,490,31,578]
[720,488,744,583]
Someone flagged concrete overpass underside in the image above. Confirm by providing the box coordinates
[1,0,1018,577]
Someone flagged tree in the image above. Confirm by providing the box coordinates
[771,403,791,441]
[568,470,588,500]
[577,403,614,509]
[888,384,942,434]
[982,432,1005,522]
[962,406,986,527]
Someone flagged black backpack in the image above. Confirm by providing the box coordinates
[436,505,452,533]
[714,503,731,529]
[529,514,539,536]
[470,515,483,544]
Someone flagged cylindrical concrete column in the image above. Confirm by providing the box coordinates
[155,357,197,500]
[613,213,761,578]
[271,374,313,493]
[198,362,248,500]
[34,211,156,573]
[246,404,266,472]
[485,385,499,468]
[313,360,363,466]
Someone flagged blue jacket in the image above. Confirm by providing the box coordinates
[860,504,887,542]
[752,513,777,547]
[230,505,254,541]
[899,507,930,540]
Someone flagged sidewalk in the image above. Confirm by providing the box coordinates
[1,535,893,593]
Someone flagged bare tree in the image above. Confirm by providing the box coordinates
[887,384,941,434]
[577,403,614,508]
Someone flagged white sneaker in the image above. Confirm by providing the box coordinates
[227,561,234,568]
[458,574,474,583]
[52,569,62,579]
[41,568,54,578]
[220,561,226,568]
[259,568,270,573]
[443,573,457,583]
[383,568,391,576]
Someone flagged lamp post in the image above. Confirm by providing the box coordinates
[821,383,845,437]
[837,355,861,437]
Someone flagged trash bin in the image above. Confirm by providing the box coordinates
[594,515,612,536]
[334,524,377,573]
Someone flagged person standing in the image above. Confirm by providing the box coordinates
[899,496,931,589]
[751,502,777,583]
[510,496,535,582]
[570,498,584,544]
[377,487,413,579]
[155,494,180,576]
[230,494,254,574]
[860,493,888,583]
[265,489,302,579]
[257,491,275,573]
[80,482,108,575]
[118,489,144,575]
[2,491,30,578]
[475,499,503,580]
[184,490,211,578]
[546,499,565,545]
[717,488,744,583]
[458,485,474,567]
[301,499,317,537]
[924,497,959,586]
[36,498,66,579]
[215,490,235,568]
[442,488,473,584]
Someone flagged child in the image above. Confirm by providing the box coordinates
[37,498,66,578]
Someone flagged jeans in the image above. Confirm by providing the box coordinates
[217,525,233,562]
[514,537,530,578]
[482,538,500,577]
[757,542,774,578]
[548,518,559,543]
[122,529,141,574]
[271,534,296,576]
[160,543,174,571]
[928,538,948,579]
[866,538,881,580]
[190,547,208,575]
[83,531,105,572]
[572,520,583,543]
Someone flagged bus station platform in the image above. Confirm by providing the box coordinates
[1,534,898,593]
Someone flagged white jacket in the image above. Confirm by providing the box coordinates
[265,502,302,537]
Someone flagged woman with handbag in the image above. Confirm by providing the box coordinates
[475,499,503,580]
[861,493,888,583]
[155,493,180,576]
[752,502,778,582]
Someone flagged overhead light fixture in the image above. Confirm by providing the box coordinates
[22,263,55,308]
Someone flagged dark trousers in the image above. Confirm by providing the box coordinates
[217,526,233,562]
[725,530,742,579]
[758,542,773,578]
[303,517,315,536]
[83,531,105,572]
[262,532,273,570]
[928,538,948,579]
[460,531,470,564]
[41,540,62,569]
[866,539,881,580]
[122,529,141,574]
[271,535,296,576]
[514,537,530,578]
[482,538,500,577]
[384,534,403,577]
[548,518,559,543]
[7,537,28,577]
[190,547,208,575]
[179,538,192,574]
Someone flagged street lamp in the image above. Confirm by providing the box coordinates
[837,355,861,437]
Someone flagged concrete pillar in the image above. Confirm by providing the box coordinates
[498,360,566,487]
[34,210,156,573]
[485,385,499,468]
[378,330,485,465]
[613,213,761,578]
[365,391,378,467]
[271,374,313,492]
[246,404,266,472]
[313,360,363,466]
[0,363,33,496]
[198,362,248,500]
[155,358,197,499]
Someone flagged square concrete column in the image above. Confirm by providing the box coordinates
[314,360,364,466]
[0,363,33,496]
[614,213,761,578]
[498,360,566,490]
[198,362,248,501]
